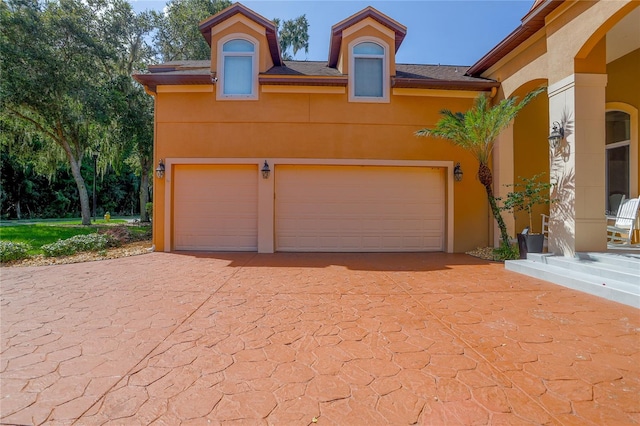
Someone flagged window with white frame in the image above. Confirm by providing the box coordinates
[350,40,388,102]
[605,110,631,214]
[219,38,257,99]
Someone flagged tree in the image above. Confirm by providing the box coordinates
[0,0,127,225]
[99,3,155,222]
[152,0,231,61]
[416,87,545,248]
[1,0,157,223]
[274,15,309,61]
[105,76,154,222]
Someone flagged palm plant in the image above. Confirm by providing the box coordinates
[416,87,546,249]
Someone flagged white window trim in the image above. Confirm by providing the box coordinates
[606,103,638,198]
[217,34,259,100]
[348,37,390,103]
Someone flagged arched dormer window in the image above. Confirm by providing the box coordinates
[218,37,257,99]
[349,39,389,103]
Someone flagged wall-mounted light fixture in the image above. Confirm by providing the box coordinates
[261,160,270,179]
[548,121,564,149]
[155,159,165,179]
[453,162,463,182]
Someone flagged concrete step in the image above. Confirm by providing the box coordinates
[525,253,639,285]
[505,257,640,309]
[576,252,640,271]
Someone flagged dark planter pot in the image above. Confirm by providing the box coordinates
[517,233,545,259]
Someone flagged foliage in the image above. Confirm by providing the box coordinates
[145,202,153,221]
[1,0,157,225]
[152,0,231,61]
[274,15,309,60]
[0,241,32,262]
[492,243,519,261]
[415,87,546,248]
[0,224,98,252]
[98,225,151,245]
[1,0,138,224]
[500,173,554,233]
[41,233,109,257]
[1,145,144,220]
[1,0,311,225]
[103,76,154,221]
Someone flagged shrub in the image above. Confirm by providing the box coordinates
[41,233,109,257]
[493,243,519,261]
[0,241,32,263]
[145,202,153,221]
[98,226,130,247]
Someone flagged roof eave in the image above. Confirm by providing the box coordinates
[198,3,282,66]
[328,7,407,68]
[259,75,348,87]
[133,73,213,93]
[466,0,563,77]
[392,78,499,91]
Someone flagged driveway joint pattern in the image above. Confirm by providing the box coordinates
[2,252,638,425]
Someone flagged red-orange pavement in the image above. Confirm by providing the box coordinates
[1,252,639,425]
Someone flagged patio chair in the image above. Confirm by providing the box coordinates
[541,214,549,238]
[541,213,549,249]
[608,193,625,216]
[607,198,640,245]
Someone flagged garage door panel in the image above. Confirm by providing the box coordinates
[173,165,258,251]
[275,165,445,252]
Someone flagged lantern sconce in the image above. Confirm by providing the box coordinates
[548,121,564,149]
[261,160,270,179]
[155,159,165,179]
[453,163,463,182]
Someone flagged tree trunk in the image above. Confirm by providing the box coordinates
[478,162,511,248]
[67,154,92,225]
[139,167,150,222]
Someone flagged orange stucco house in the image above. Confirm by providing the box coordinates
[134,1,638,256]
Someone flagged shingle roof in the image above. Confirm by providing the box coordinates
[135,60,497,91]
[396,64,484,82]
[264,61,344,77]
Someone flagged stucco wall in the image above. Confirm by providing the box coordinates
[153,88,490,252]
[606,48,640,197]
[513,93,550,234]
[606,49,640,110]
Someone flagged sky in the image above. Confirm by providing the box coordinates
[131,0,535,66]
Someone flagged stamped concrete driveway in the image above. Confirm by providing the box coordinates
[1,252,639,425]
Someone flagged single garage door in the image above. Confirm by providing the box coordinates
[173,164,258,251]
[275,165,445,252]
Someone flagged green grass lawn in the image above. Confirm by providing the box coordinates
[0,222,151,255]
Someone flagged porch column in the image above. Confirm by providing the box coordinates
[548,73,608,256]
[493,124,515,246]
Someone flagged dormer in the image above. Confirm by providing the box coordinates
[199,3,282,99]
[328,7,407,103]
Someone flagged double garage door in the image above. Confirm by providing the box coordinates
[173,164,445,252]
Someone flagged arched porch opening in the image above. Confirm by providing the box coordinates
[512,79,550,234]
[547,3,639,255]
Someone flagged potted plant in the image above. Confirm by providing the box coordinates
[501,173,554,258]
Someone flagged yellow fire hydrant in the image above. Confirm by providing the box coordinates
[104,212,111,222]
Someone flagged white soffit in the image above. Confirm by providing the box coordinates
[606,7,640,64]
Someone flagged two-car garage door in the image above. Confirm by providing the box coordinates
[173,164,445,252]
[275,165,444,251]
